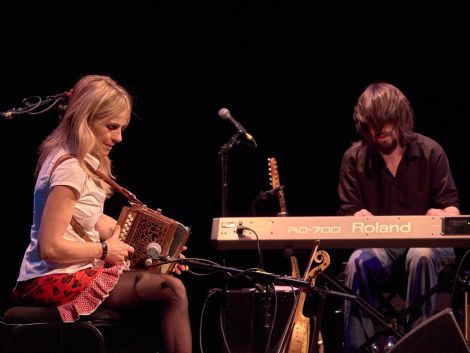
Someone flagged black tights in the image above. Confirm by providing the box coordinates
[102,270,191,353]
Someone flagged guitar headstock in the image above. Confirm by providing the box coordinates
[268,157,281,190]
[268,157,288,216]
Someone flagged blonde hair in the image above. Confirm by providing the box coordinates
[37,75,133,195]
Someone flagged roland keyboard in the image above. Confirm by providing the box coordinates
[211,215,470,250]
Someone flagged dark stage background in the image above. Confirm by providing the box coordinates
[1,2,470,352]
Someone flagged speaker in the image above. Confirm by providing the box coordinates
[389,308,470,353]
[222,287,297,353]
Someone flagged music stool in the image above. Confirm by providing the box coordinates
[0,306,120,353]
[334,261,456,332]
[378,263,456,327]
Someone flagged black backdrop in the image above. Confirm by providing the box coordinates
[1,1,470,352]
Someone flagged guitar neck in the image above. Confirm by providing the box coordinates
[268,157,289,216]
[277,190,288,216]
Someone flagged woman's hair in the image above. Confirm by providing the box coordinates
[37,75,133,194]
[353,82,415,145]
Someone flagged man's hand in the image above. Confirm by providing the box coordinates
[426,206,460,216]
[353,209,373,217]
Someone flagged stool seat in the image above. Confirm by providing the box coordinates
[1,306,120,353]
[3,306,120,325]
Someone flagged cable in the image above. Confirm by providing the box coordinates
[219,291,233,353]
[199,288,224,353]
[261,282,277,353]
[449,249,470,307]
[236,224,265,269]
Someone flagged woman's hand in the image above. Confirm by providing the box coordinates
[172,246,189,275]
[103,225,134,264]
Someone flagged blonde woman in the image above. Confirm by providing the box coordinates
[11,75,191,353]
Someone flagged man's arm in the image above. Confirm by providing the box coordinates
[338,150,365,216]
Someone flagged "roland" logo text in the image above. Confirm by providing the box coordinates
[352,221,411,234]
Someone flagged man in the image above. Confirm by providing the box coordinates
[338,82,459,353]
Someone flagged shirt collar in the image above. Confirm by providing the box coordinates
[84,153,100,170]
[406,140,420,159]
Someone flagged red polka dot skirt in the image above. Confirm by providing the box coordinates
[12,263,125,322]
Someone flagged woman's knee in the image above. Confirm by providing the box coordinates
[163,275,188,300]
[133,271,188,305]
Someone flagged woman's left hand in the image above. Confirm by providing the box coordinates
[173,246,189,275]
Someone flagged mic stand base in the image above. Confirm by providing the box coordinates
[319,272,405,338]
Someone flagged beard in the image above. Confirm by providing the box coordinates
[374,136,398,155]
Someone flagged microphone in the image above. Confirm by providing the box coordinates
[218,107,257,147]
[145,242,162,267]
[261,186,282,199]
[1,110,22,119]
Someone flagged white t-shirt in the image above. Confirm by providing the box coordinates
[17,147,107,281]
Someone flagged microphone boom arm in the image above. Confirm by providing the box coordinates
[1,92,70,120]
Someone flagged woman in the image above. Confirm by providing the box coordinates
[11,75,192,353]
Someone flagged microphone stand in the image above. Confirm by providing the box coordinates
[176,258,355,300]
[319,271,405,339]
[218,130,242,217]
[176,258,359,352]
[172,258,405,347]
[1,93,69,120]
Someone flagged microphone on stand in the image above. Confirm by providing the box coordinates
[218,107,258,147]
[260,186,283,200]
[1,90,72,120]
[1,110,22,119]
[145,242,163,267]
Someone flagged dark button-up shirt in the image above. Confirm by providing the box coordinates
[338,133,459,216]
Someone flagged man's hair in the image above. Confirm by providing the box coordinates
[353,82,415,145]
